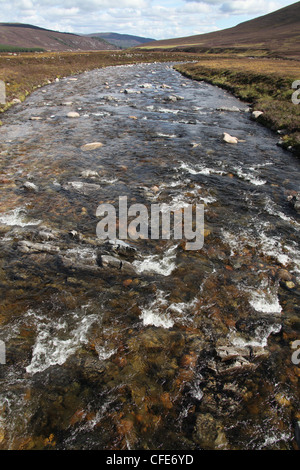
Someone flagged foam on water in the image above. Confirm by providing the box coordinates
[140,291,174,328]
[0,207,42,227]
[179,161,226,176]
[133,245,177,276]
[140,290,198,329]
[235,167,266,186]
[156,132,177,138]
[157,108,180,115]
[230,322,282,349]
[26,306,99,374]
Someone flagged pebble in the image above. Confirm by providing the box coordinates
[223,132,239,144]
[67,112,80,118]
[80,142,103,151]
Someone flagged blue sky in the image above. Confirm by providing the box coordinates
[0,0,296,39]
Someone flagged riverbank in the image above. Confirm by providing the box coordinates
[174,58,300,156]
[0,50,196,115]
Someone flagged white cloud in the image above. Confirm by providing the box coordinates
[0,0,295,39]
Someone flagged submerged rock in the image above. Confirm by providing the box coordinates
[97,254,136,274]
[17,240,60,254]
[217,106,240,112]
[193,413,228,449]
[62,181,101,194]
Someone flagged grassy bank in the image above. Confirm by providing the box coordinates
[0,50,196,114]
[174,57,300,156]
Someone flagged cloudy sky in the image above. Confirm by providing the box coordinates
[0,0,295,39]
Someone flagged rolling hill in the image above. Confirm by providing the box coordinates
[0,23,118,52]
[85,32,155,49]
[140,1,300,59]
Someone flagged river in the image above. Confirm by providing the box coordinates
[0,62,299,450]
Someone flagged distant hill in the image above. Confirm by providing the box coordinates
[85,32,155,49]
[0,23,118,52]
[140,1,300,59]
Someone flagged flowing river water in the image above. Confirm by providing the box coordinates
[0,62,299,450]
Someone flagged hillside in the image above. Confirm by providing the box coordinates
[0,23,118,52]
[140,1,300,59]
[85,32,155,49]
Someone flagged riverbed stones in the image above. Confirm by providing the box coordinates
[193,413,228,449]
[17,240,60,254]
[97,254,136,274]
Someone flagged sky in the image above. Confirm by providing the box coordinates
[0,0,296,40]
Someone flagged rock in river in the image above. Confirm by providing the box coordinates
[80,142,103,151]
